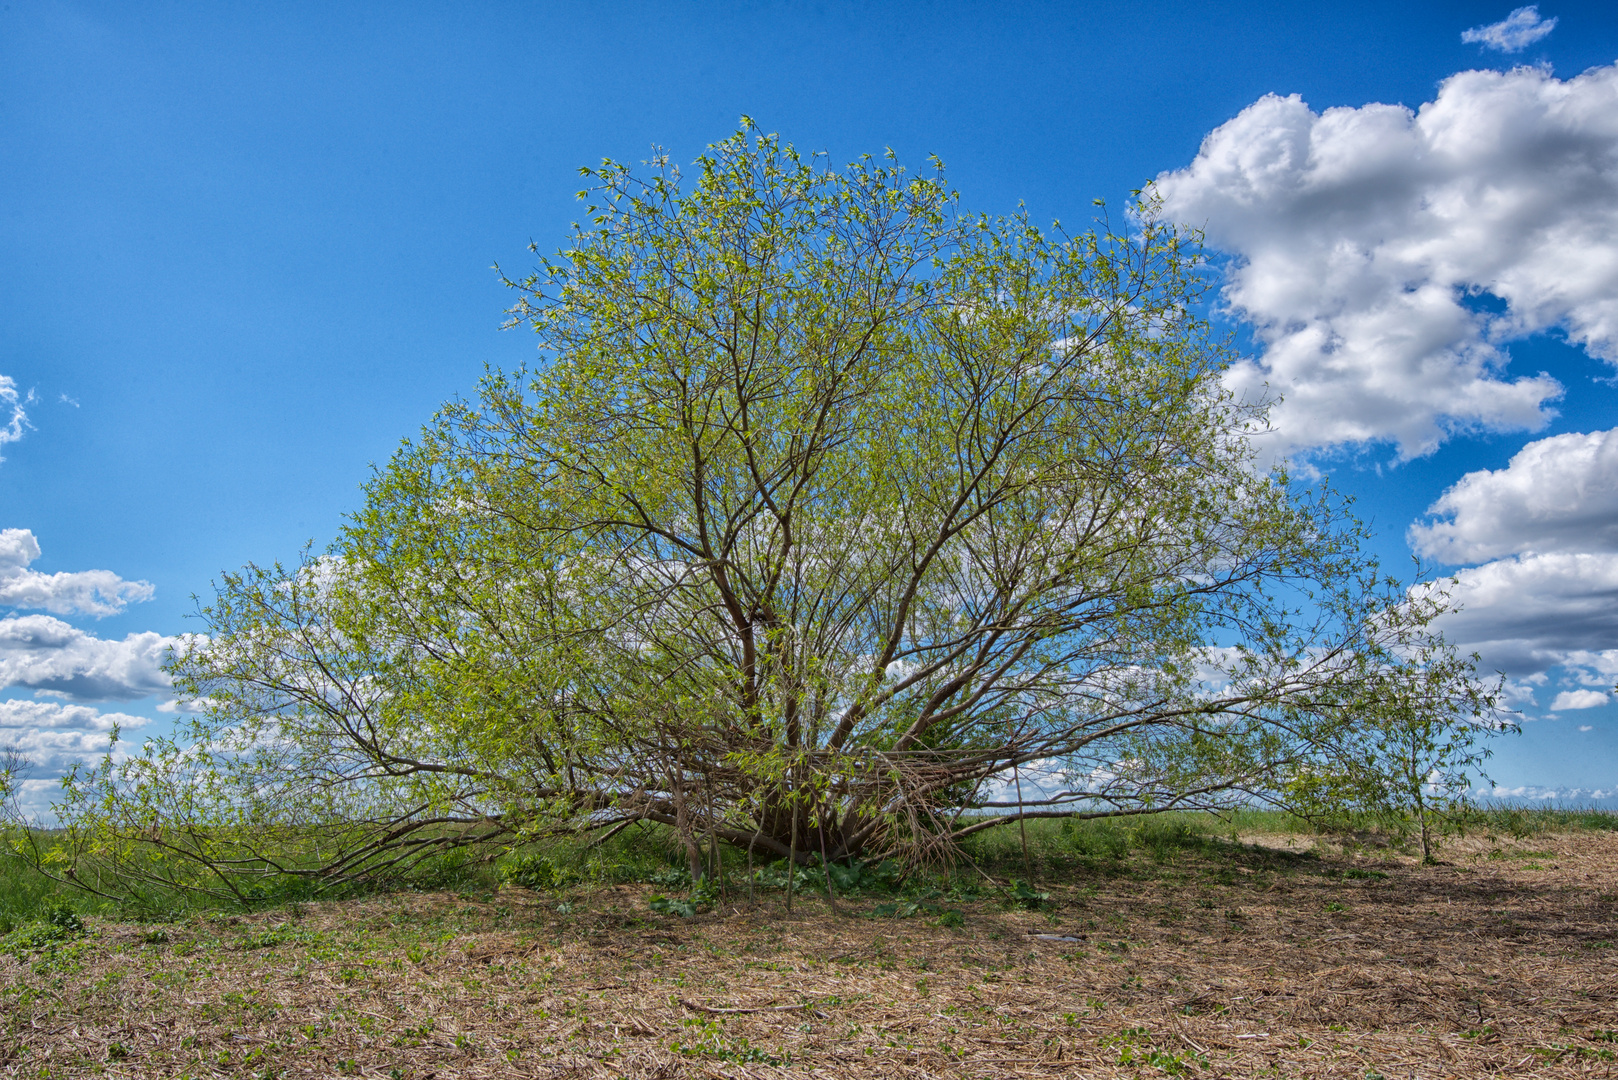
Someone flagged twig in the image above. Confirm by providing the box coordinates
[817,803,840,916]
[678,999,819,1016]
[584,819,636,849]
[786,775,799,914]
[1014,762,1032,880]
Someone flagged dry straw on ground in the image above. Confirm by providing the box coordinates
[3,830,1616,1078]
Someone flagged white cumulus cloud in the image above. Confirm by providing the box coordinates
[1462,6,1558,53]
[1551,688,1608,709]
[1410,428,1618,563]
[0,614,175,702]
[1426,553,1618,675]
[1156,61,1618,461]
[0,528,156,617]
[0,699,149,820]
[1408,427,1618,692]
[1558,649,1618,687]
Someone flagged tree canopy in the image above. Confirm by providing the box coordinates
[37,124,1501,900]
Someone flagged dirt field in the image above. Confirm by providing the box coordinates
[3,830,1616,1079]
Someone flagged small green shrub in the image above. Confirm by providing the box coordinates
[1006,879,1050,910]
[1132,818,1212,862]
[646,865,691,888]
[1060,820,1130,861]
[1,903,87,960]
[648,895,697,918]
[499,854,576,890]
[870,887,962,922]
[822,858,903,893]
[748,862,817,893]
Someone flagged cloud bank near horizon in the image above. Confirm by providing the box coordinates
[0,698,151,819]
[0,531,181,817]
[0,529,172,704]
[0,698,148,771]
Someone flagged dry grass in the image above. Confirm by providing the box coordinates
[4,829,1617,1079]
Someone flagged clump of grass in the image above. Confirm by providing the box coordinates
[1221,808,1319,835]
[1059,819,1131,862]
[957,812,1229,875]
[1131,818,1216,863]
[0,831,107,934]
[497,823,694,892]
[0,902,87,959]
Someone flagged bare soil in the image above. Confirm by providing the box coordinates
[4,830,1616,1079]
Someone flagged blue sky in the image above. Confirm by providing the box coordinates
[4,0,1618,812]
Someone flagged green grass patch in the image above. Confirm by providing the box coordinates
[1470,805,1618,838]
[5,807,1616,923]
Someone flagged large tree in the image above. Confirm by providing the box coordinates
[43,125,1498,899]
